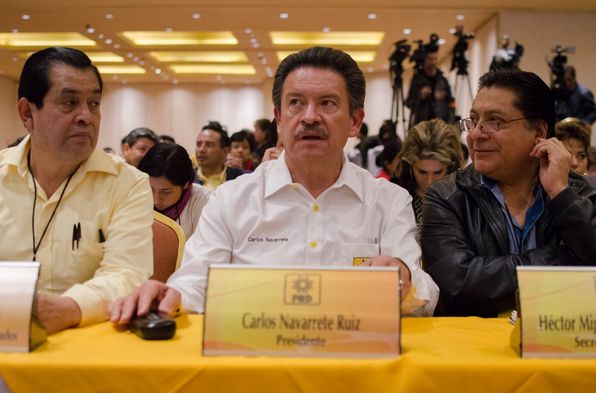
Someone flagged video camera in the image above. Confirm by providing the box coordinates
[410,34,440,71]
[489,36,524,71]
[450,26,474,75]
[389,39,411,81]
[549,45,575,91]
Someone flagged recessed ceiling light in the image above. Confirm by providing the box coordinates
[121,31,238,46]
[105,39,112,44]
[139,60,145,65]
[173,79,178,84]
[383,63,389,69]
[368,14,377,19]
[245,29,252,34]
[323,28,331,33]
[280,13,289,19]
[114,43,120,48]
[155,68,161,74]
[133,57,139,61]
[216,75,222,80]
[438,39,445,45]
[113,75,118,79]
[457,15,465,20]
[87,28,95,34]
[150,66,155,70]
[449,28,457,34]
[22,15,30,20]
[13,57,18,62]
[270,31,384,46]
[250,38,257,43]
[253,43,259,48]
[122,80,127,84]
[127,53,133,58]
[106,14,114,19]
[192,14,201,19]
[12,29,18,34]
[368,67,373,72]
[97,65,146,74]
[164,75,169,79]
[403,29,411,34]
[166,28,173,33]
[261,59,267,64]
[220,81,225,84]
[98,34,104,39]
[257,52,263,57]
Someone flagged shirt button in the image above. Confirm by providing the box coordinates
[310,241,317,248]
[313,205,319,212]
[291,185,297,189]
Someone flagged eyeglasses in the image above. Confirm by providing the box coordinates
[459,117,527,133]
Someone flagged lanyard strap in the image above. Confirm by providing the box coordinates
[27,152,76,261]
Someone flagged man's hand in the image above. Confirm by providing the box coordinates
[37,296,82,336]
[530,137,571,199]
[420,86,432,100]
[262,147,283,163]
[359,256,412,301]
[108,280,181,325]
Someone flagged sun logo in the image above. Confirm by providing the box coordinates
[284,274,321,305]
[292,276,313,294]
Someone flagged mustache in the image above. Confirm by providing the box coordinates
[294,124,329,141]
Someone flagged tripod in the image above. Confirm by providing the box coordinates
[390,69,408,137]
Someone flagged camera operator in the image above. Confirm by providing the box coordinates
[406,42,452,128]
[555,65,596,125]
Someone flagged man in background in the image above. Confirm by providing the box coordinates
[193,121,244,190]
[0,47,153,334]
[555,65,596,124]
[122,127,159,167]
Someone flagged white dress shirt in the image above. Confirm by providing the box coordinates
[168,151,439,316]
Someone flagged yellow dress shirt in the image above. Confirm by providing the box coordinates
[0,136,154,325]
[196,165,227,191]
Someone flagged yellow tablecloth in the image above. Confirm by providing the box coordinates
[0,316,594,392]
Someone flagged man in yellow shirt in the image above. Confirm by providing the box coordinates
[0,47,153,335]
[193,122,245,190]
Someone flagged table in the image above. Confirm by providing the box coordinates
[0,316,594,392]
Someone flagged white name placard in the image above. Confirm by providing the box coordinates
[0,262,44,352]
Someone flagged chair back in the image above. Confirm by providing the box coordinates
[151,211,186,283]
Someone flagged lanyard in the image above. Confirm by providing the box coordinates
[27,152,76,261]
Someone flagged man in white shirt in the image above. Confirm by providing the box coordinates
[110,46,439,322]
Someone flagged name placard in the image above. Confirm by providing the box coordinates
[203,265,401,358]
[512,266,596,359]
[0,262,46,352]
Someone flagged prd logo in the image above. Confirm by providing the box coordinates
[284,274,321,305]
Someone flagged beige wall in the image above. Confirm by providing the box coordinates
[0,76,24,148]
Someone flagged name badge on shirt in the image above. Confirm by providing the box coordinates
[203,265,402,358]
[0,262,46,352]
[511,266,596,359]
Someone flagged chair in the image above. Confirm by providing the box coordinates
[150,211,186,283]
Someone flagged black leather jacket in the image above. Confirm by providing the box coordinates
[420,165,596,317]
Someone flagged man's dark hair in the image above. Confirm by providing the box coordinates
[18,47,103,110]
[564,65,576,79]
[201,121,230,149]
[255,118,271,133]
[159,134,176,143]
[124,127,159,147]
[478,68,555,138]
[272,46,365,114]
[359,123,368,138]
[230,130,256,152]
[138,143,195,187]
[379,120,399,145]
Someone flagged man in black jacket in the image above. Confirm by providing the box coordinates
[420,68,596,317]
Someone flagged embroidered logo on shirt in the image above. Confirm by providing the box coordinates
[248,236,288,243]
[284,274,321,305]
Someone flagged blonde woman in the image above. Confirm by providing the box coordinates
[392,118,464,229]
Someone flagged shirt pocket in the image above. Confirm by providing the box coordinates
[341,243,380,266]
[74,240,104,283]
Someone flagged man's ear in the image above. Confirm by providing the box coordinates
[273,106,281,129]
[349,108,365,138]
[222,146,230,156]
[17,97,35,132]
[534,120,548,139]
[122,143,131,159]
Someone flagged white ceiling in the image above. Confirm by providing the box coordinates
[1,0,594,85]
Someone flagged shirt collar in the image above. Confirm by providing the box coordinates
[264,150,364,202]
[1,135,119,178]
[196,164,227,183]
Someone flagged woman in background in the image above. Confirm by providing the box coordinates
[392,118,464,230]
[375,141,401,181]
[554,117,591,175]
[138,143,212,240]
[228,130,257,171]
